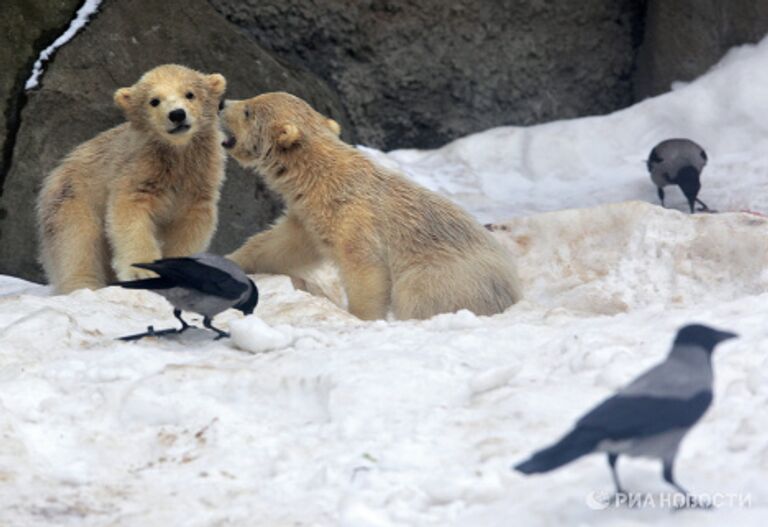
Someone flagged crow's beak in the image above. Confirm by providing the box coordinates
[717,330,738,342]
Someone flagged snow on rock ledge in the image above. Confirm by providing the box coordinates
[492,201,768,314]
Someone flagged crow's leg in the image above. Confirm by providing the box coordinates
[695,198,711,212]
[608,453,626,495]
[118,325,181,341]
[203,317,230,340]
[657,187,665,207]
[174,309,191,332]
[663,460,710,509]
[119,311,191,341]
[662,460,689,495]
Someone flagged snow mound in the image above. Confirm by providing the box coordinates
[232,201,768,317]
[493,201,768,314]
[1,257,766,525]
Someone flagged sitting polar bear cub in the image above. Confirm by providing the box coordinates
[221,92,521,320]
[37,64,227,294]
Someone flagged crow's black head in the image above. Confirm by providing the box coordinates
[674,324,738,352]
[235,279,259,315]
[675,165,702,213]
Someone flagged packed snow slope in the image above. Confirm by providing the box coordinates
[2,39,768,527]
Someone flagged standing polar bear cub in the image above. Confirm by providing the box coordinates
[37,64,227,294]
[221,92,521,320]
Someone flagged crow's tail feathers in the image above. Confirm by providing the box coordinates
[112,277,174,290]
[514,428,601,474]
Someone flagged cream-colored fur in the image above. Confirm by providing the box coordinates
[221,92,521,320]
[37,64,227,293]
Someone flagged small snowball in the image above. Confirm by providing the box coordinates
[230,316,294,353]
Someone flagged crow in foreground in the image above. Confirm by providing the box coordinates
[514,324,737,504]
[116,253,258,340]
[647,139,710,213]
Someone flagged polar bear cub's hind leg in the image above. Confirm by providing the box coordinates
[392,251,520,320]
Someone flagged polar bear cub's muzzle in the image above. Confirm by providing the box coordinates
[167,107,191,135]
[149,95,195,137]
[163,100,195,135]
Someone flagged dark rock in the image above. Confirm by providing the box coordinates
[0,0,351,282]
[210,0,647,150]
[635,0,768,98]
[0,0,81,190]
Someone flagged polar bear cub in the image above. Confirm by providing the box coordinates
[220,92,521,320]
[37,64,227,293]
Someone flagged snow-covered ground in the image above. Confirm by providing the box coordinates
[3,37,768,527]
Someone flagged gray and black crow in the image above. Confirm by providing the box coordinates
[116,253,258,340]
[514,324,737,502]
[647,138,710,213]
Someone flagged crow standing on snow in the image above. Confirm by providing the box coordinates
[647,138,710,213]
[116,253,258,340]
[514,324,737,502]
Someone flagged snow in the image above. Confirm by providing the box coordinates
[24,0,103,90]
[3,36,768,527]
[230,315,295,353]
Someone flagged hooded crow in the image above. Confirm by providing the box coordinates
[647,138,710,213]
[514,324,737,503]
[116,253,258,340]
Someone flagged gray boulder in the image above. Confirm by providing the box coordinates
[635,0,768,98]
[0,0,81,189]
[210,0,646,150]
[0,0,351,282]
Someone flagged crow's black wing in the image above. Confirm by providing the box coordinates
[132,257,246,300]
[575,390,712,440]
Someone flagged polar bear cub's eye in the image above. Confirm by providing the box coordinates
[244,109,251,119]
[185,92,195,100]
[149,98,160,107]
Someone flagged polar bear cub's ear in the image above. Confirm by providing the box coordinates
[206,73,227,97]
[114,87,133,112]
[277,123,301,149]
[326,118,341,137]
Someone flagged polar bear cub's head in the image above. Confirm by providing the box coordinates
[114,64,226,145]
[218,92,341,172]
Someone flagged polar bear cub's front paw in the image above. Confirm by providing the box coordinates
[114,258,159,282]
[121,266,158,282]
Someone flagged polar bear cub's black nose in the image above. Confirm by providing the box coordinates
[168,109,186,123]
